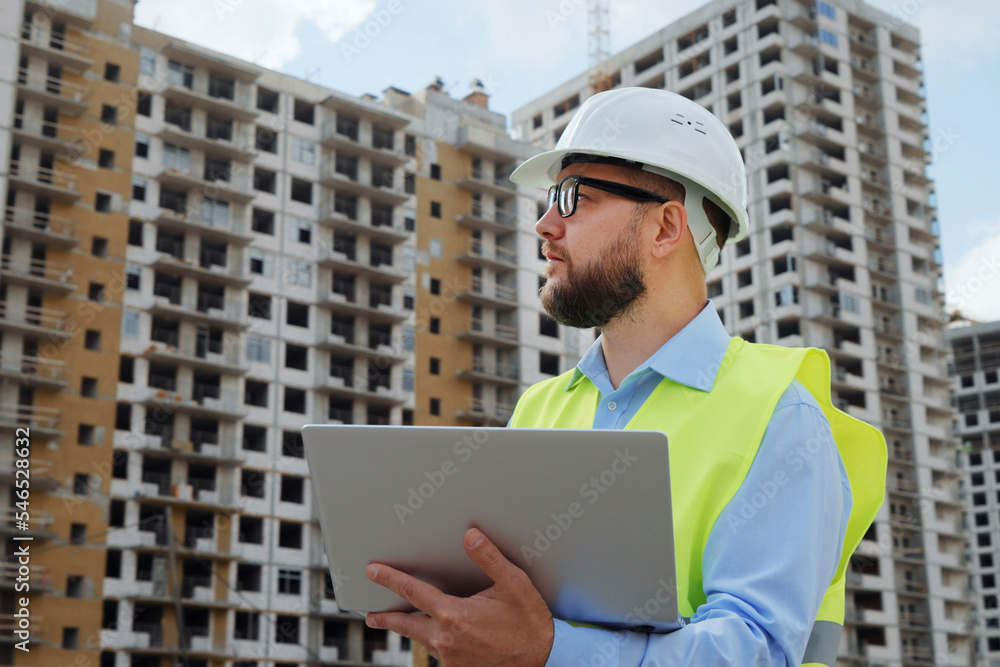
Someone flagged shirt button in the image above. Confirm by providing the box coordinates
[608,401,617,411]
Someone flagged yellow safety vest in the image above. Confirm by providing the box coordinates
[509,338,886,667]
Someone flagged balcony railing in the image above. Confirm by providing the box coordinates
[468,317,519,342]
[1,254,74,286]
[0,301,70,333]
[16,67,90,104]
[469,276,517,302]
[3,206,78,240]
[0,353,66,383]
[0,404,61,430]
[466,202,519,228]
[9,159,78,193]
[467,166,515,190]
[13,113,85,144]
[20,21,92,59]
[466,398,515,420]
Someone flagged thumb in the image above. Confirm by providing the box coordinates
[464,528,525,590]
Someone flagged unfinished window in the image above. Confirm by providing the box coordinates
[293,98,314,124]
[286,301,309,328]
[257,86,279,113]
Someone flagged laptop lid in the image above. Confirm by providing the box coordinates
[303,424,677,632]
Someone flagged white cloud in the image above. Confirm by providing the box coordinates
[945,222,1000,323]
[133,0,376,70]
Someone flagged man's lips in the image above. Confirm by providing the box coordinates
[545,252,564,262]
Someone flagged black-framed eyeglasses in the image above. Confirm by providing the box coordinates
[546,175,670,218]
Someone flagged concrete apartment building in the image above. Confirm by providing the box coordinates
[379,83,589,427]
[951,321,1000,666]
[1,0,135,665]
[1,1,587,666]
[513,0,967,665]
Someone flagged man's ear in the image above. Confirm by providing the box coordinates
[650,201,689,259]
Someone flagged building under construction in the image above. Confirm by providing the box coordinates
[0,1,585,666]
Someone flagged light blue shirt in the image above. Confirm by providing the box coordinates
[544,303,852,666]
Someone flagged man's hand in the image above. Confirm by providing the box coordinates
[365,527,554,666]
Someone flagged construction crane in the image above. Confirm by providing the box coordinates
[588,0,614,94]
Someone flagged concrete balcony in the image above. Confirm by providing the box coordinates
[19,21,92,70]
[794,119,847,146]
[142,338,246,375]
[457,239,517,272]
[785,2,816,29]
[8,159,80,202]
[315,373,409,406]
[0,301,72,340]
[11,113,85,154]
[0,508,56,540]
[157,165,255,204]
[318,202,410,243]
[457,318,520,348]
[3,206,78,248]
[807,299,865,329]
[0,613,44,648]
[139,385,247,421]
[458,276,518,310]
[0,404,62,438]
[457,167,518,198]
[800,178,851,209]
[803,208,856,237]
[0,254,75,294]
[314,329,407,363]
[152,207,253,245]
[0,562,54,595]
[315,285,407,324]
[852,83,881,109]
[456,123,535,162]
[0,353,67,390]
[134,432,245,466]
[158,122,256,163]
[804,238,860,266]
[320,164,409,207]
[457,357,520,387]
[161,80,258,122]
[149,289,249,329]
[316,249,408,285]
[26,0,97,25]
[0,454,60,492]
[150,251,251,287]
[802,149,849,175]
[457,202,522,233]
[320,119,408,167]
[848,29,878,55]
[789,31,820,57]
[456,397,515,424]
[15,67,89,115]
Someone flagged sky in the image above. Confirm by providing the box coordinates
[133,0,1000,322]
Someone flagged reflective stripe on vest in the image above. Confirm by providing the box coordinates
[802,620,843,666]
[510,338,886,665]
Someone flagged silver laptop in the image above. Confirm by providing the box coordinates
[303,424,678,632]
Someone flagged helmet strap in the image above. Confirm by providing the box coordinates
[659,172,720,276]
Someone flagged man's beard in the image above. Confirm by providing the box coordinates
[539,219,647,329]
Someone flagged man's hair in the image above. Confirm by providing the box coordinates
[562,152,731,251]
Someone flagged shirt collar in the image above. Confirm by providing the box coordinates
[565,301,732,393]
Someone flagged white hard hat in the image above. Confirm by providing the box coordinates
[511,87,749,275]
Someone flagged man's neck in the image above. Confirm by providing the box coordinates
[599,298,707,390]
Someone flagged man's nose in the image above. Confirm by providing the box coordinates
[534,202,565,241]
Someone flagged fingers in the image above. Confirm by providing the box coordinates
[463,528,530,592]
[366,563,448,616]
[366,610,435,642]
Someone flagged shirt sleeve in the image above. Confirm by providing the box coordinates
[544,381,853,666]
